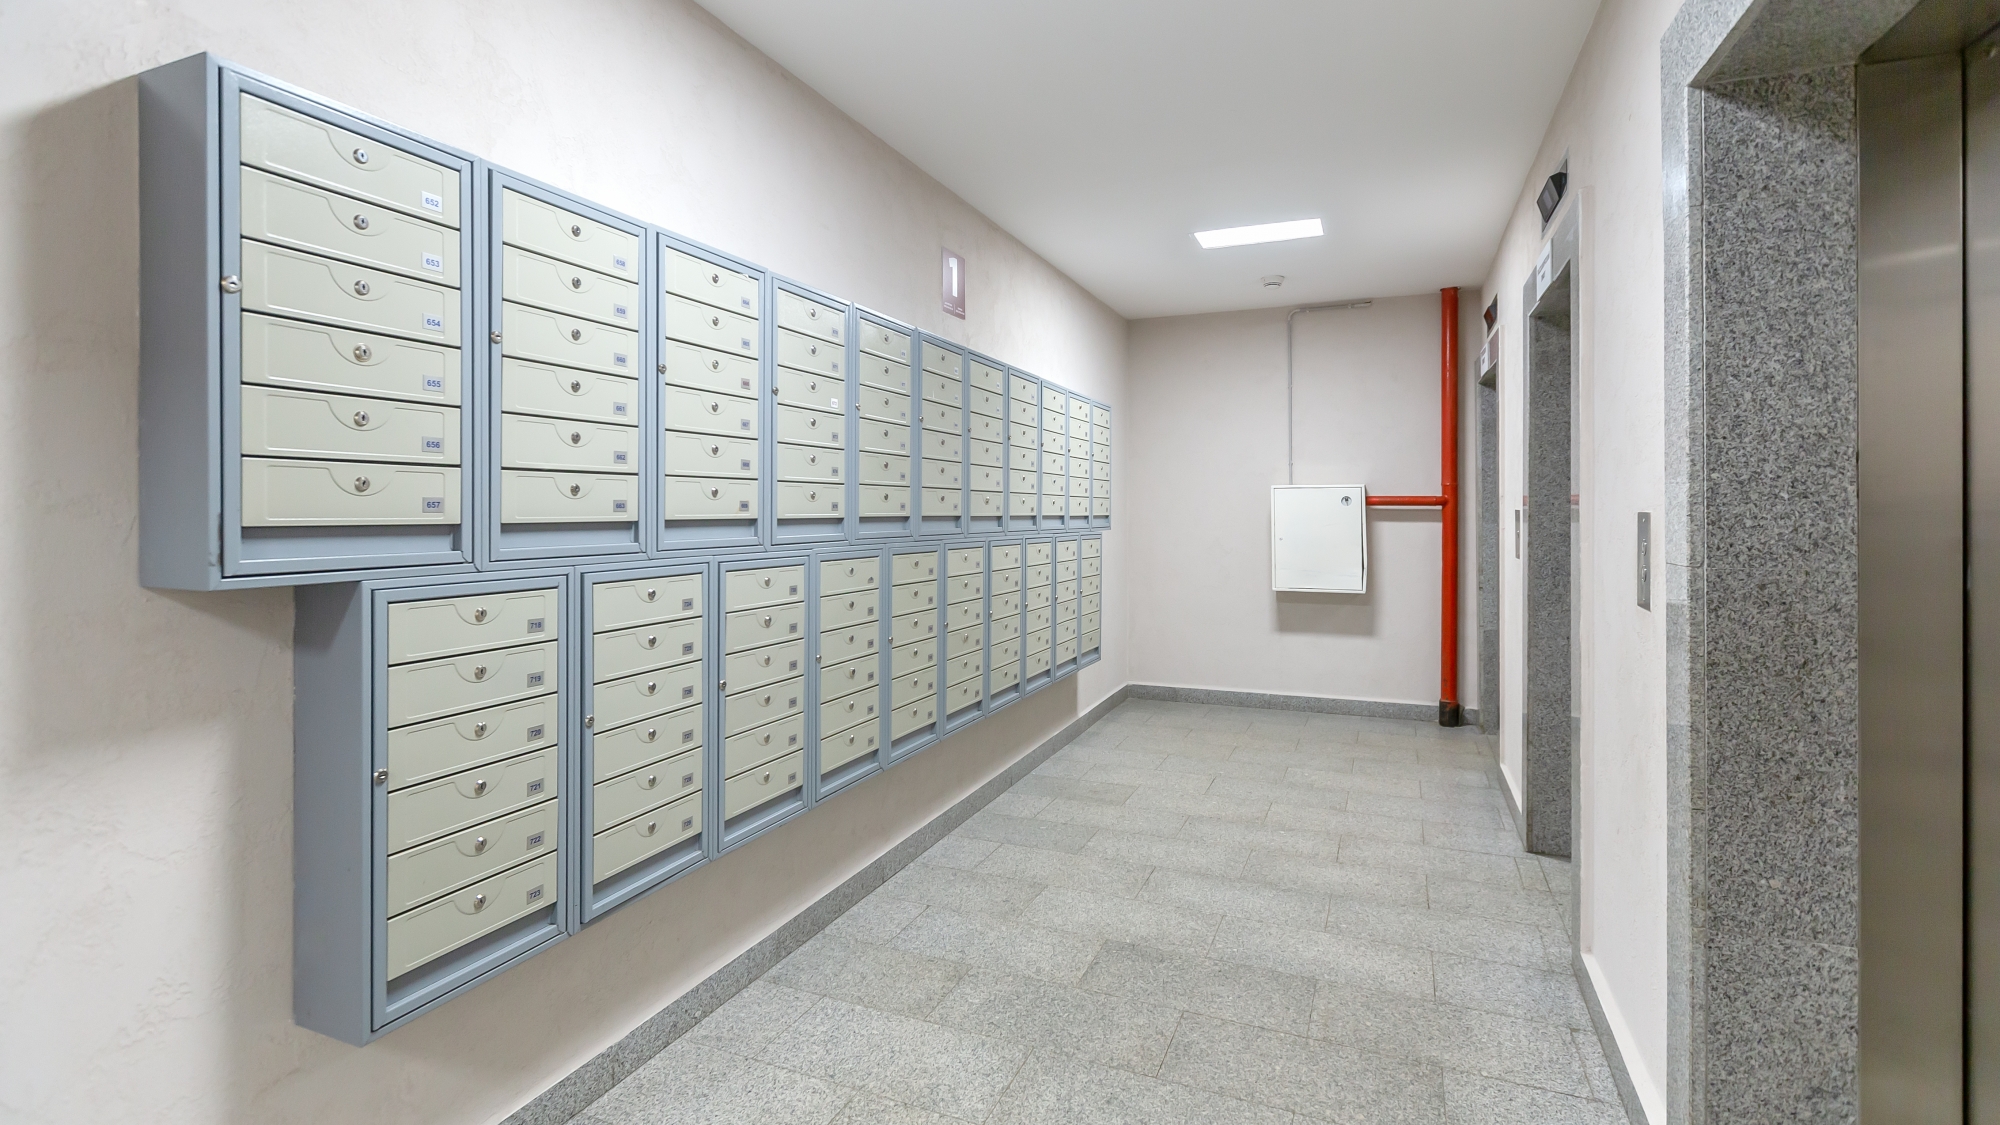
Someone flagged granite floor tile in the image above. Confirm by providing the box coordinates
[1352,759,1494,789]
[591,701,1618,1125]
[1123,786,1271,824]
[1322,899,1553,969]
[1344,794,1510,831]
[588,1038,855,1125]
[1282,766,1425,799]
[1028,755,1096,780]
[1240,850,1430,907]
[1180,816,1336,857]
[1079,940,1319,1034]
[1080,762,1216,792]
[1574,1028,1622,1104]
[1425,878,1566,928]
[1208,776,1350,811]
[677,979,819,1057]
[888,907,1104,984]
[1010,774,1140,806]
[1159,1012,1446,1125]
[989,1049,1298,1125]
[877,863,1047,920]
[1433,953,1592,1028]
[1310,985,1593,1097]
[983,790,1056,818]
[1264,802,1427,843]
[1420,822,1527,857]
[1016,884,1222,954]
[1154,753,1289,781]
[954,811,1098,853]
[760,998,1028,1122]
[1336,837,1524,886]
[1440,1071,1626,1125]
[1054,745,1169,770]
[975,842,1151,896]
[820,894,928,945]
[826,1093,973,1125]
[1036,796,1189,838]
[1208,915,1435,998]
[1083,827,1251,878]
[762,934,968,1018]
[1139,867,1330,929]
[930,968,1183,1073]
[914,835,1004,872]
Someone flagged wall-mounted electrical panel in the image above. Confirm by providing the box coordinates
[1272,485,1367,593]
[137,54,1110,1044]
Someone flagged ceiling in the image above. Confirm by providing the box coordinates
[694,0,1601,319]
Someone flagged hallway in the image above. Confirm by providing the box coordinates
[576,700,1627,1125]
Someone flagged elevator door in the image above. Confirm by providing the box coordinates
[1860,31,2000,1124]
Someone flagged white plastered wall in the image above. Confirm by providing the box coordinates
[0,2,1127,1122]
[1484,0,1678,1119]
[1124,293,1481,714]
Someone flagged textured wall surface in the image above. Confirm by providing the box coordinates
[0,3,1127,1123]
[1122,295,1482,713]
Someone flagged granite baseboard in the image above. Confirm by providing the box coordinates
[1576,950,1653,1125]
[1127,683,1479,727]
[500,686,1132,1125]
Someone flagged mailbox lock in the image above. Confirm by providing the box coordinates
[570,275,583,290]
[491,331,503,344]
[657,362,668,374]
[584,715,595,729]
[569,431,583,445]
[352,280,370,296]
[473,722,488,737]
[472,835,488,854]
[352,147,370,164]
[353,476,371,492]
[352,343,372,362]
[471,894,487,912]
[568,483,582,496]
[569,328,582,342]
[373,768,389,785]
[472,664,488,680]
[473,607,488,622]
[353,214,369,231]
[570,379,582,393]
[219,274,242,294]
[643,587,658,601]
[352,410,370,427]
[709,272,721,285]
[569,224,582,237]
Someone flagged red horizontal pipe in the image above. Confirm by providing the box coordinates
[1366,495,1446,508]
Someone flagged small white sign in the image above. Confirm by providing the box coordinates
[422,253,443,273]
[1535,242,1554,295]
[421,192,443,213]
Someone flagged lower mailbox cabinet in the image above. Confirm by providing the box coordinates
[293,572,570,1045]
[287,541,1105,1042]
[580,565,710,920]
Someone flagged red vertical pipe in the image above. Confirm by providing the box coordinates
[1439,287,1462,726]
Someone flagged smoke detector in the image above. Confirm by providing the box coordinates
[1261,275,1286,289]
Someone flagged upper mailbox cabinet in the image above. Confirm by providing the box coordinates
[140,54,480,590]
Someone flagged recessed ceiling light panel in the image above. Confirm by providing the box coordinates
[1194,218,1323,249]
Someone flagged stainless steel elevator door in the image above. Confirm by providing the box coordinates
[1858,48,1966,1125]
[1971,31,2000,1125]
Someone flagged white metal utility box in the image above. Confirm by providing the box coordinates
[1271,485,1367,593]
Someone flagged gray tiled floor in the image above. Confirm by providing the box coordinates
[576,700,1630,1125]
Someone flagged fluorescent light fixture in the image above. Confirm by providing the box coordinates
[1194,218,1323,249]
